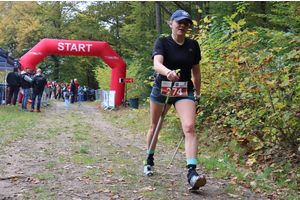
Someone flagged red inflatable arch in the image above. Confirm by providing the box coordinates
[20,39,126,106]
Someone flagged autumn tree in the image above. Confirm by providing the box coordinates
[0,1,42,58]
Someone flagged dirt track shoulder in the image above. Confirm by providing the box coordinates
[0,102,266,199]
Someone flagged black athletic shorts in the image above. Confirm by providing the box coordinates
[150,81,194,106]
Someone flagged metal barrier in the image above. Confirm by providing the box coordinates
[0,84,4,105]
[95,89,103,102]
[0,84,8,105]
[41,87,50,107]
[101,90,115,111]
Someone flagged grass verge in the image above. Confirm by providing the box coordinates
[99,101,300,199]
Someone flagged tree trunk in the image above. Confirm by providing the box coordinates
[261,1,267,24]
[193,1,203,33]
[51,55,60,81]
[204,1,209,15]
[282,2,290,32]
[155,2,162,34]
[195,1,203,23]
[155,1,172,16]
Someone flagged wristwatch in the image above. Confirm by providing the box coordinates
[194,94,201,98]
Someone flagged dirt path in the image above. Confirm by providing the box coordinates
[0,102,267,200]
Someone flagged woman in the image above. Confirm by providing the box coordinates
[144,10,205,191]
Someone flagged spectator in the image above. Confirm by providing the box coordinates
[20,67,32,112]
[83,86,89,101]
[62,84,68,100]
[29,70,35,78]
[56,82,61,100]
[64,90,70,107]
[74,78,79,102]
[78,85,82,106]
[70,79,76,104]
[60,83,64,100]
[89,87,95,101]
[6,67,20,106]
[30,68,47,113]
[53,81,57,99]
[47,81,52,99]
[83,86,87,101]
[51,81,56,99]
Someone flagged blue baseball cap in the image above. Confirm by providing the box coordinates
[170,10,192,24]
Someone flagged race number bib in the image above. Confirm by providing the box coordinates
[161,81,188,97]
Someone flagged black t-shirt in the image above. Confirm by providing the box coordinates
[152,35,201,90]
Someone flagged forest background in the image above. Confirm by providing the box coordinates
[0,1,300,198]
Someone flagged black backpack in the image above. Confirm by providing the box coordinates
[35,76,45,90]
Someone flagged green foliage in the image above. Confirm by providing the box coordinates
[1,1,300,154]
[194,6,300,151]
[93,61,111,91]
[93,53,152,100]
[0,1,43,57]
[124,54,153,100]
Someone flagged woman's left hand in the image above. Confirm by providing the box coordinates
[195,98,201,114]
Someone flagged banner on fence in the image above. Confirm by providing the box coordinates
[102,90,115,111]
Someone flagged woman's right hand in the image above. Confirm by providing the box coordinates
[166,70,180,83]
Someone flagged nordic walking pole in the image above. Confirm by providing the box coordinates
[167,135,185,169]
[144,69,180,166]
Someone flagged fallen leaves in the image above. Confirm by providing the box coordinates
[246,157,256,166]
[27,179,40,184]
[250,181,257,187]
[254,187,261,193]
[228,193,239,198]
[237,138,250,146]
[103,189,111,193]
[139,186,156,192]
[110,194,121,200]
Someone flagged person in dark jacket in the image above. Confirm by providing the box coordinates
[6,67,20,106]
[30,68,47,112]
[70,79,76,104]
[20,67,32,111]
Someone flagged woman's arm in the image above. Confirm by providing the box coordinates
[192,63,201,96]
[192,63,201,114]
[153,55,180,82]
[153,55,169,76]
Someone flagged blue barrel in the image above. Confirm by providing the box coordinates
[130,98,139,109]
